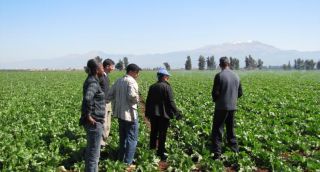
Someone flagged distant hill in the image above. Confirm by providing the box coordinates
[1,41,320,69]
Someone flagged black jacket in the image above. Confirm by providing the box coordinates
[145,81,180,119]
[99,73,110,101]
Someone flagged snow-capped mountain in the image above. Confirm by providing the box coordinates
[1,41,320,69]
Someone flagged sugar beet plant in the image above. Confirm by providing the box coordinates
[0,70,319,171]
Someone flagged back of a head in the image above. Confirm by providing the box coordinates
[85,58,102,75]
[103,59,115,68]
[219,57,230,68]
[126,63,142,73]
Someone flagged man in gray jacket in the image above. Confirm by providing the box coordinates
[211,57,243,160]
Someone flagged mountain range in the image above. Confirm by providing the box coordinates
[1,41,320,69]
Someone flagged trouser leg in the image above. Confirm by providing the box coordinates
[124,118,139,164]
[85,122,103,172]
[157,117,169,156]
[150,116,159,150]
[118,119,126,161]
[212,110,228,155]
[101,103,112,146]
[225,111,238,152]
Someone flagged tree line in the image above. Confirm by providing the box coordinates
[186,54,262,70]
[283,58,320,70]
[112,56,320,71]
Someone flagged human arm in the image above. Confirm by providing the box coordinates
[82,82,98,125]
[167,86,182,120]
[127,80,139,104]
[211,74,220,102]
[238,82,243,98]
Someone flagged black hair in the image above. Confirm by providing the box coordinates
[103,58,115,68]
[126,63,141,74]
[219,56,230,67]
[157,73,165,81]
[84,58,102,75]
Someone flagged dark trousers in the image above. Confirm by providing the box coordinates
[211,110,238,155]
[149,115,170,156]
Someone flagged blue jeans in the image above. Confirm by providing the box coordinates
[118,118,139,165]
[84,122,103,172]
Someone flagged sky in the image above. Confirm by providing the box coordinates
[1,0,320,63]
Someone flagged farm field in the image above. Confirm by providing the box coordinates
[0,70,319,171]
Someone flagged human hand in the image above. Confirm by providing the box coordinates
[87,115,97,125]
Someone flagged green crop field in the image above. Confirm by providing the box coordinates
[0,70,319,171]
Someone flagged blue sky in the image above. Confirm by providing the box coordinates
[1,0,319,62]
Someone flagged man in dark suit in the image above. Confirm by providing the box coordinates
[211,57,243,159]
[146,68,182,161]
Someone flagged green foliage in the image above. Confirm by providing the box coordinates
[0,70,319,171]
[123,57,129,69]
[206,56,216,70]
[115,59,124,70]
[198,55,206,70]
[185,56,192,70]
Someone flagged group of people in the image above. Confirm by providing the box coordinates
[79,56,242,171]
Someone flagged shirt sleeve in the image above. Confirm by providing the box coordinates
[167,85,180,116]
[83,82,98,117]
[211,73,220,102]
[238,82,243,98]
[127,80,139,104]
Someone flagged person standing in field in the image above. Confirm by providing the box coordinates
[99,58,115,147]
[211,57,243,160]
[79,58,105,172]
[145,68,182,161]
[106,64,141,169]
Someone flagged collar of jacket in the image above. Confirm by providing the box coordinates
[158,80,170,85]
[125,74,135,80]
[88,75,100,83]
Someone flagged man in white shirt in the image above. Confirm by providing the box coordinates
[107,64,141,167]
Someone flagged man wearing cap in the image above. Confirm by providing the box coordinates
[106,63,141,168]
[145,68,182,161]
[211,57,243,160]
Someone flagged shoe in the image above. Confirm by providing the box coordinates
[125,164,136,171]
[158,154,168,161]
[212,153,221,160]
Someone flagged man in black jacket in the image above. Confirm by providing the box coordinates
[99,58,115,146]
[145,68,182,161]
[211,57,243,160]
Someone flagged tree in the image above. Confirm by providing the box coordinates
[288,61,292,70]
[123,57,129,69]
[245,55,257,70]
[163,62,171,71]
[185,56,192,70]
[317,61,320,70]
[305,59,316,70]
[206,56,216,70]
[115,59,124,71]
[198,55,206,70]
[294,58,304,70]
[257,59,263,69]
[229,57,240,70]
[282,64,288,70]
